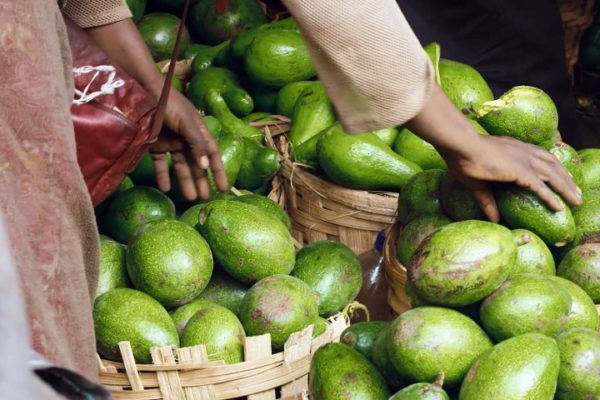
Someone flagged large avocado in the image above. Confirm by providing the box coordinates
[196,271,248,316]
[137,13,190,61]
[231,194,291,230]
[438,59,494,118]
[239,275,319,350]
[511,229,556,275]
[387,307,493,387]
[396,215,451,266]
[458,333,560,400]
[397,169,445,224]
[317,124,422,192]
[577,148,600,191]
[496,185,576,247]
[476,86,559,145]
[101,186,176,244]
[389,375,449,400]
[291,240,362,317]
[440,177,485,221]
[198,200,295,284]
[479,273,571,342]
[188,0,267,45]
[94,288,179,363]
[181,302,245,364]
[340,321,389,362]
[310,343,390,400]
[127,219,213,308]
[244,30,315,87]
[408,220,517,307]
[557,243,600,302]
[393,128,446,170]
[547,276,599,331]
[96,235,130,299]
[556,327,600,400]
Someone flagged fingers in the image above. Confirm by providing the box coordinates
[516,173,563,212]
[187,150,212,200]
[150,152,172,192]
[535,150,582,207]
[171,151,198,201]
[472,188,500,223]
[209,152,229,192]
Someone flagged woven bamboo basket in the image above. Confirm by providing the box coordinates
[559,0,597,79]
[382,222,412,317]
[98,313,348,400]
[265,130,399,255]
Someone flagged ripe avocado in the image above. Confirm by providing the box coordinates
[397,169,445,224]
[126,219,213,308]
[239,275,319,350]
[556,328,600,399]
[310,343,391,400]
[94,288,179,363]
[557,243,600,302]
[291,240,362,317]
[340,321,390,362]
[96,235,130,299]
[511,229,556,275]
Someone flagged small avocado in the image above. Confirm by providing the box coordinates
[389,374,449,400]
[511,229,556,275]
[557,243,600,302]
[397,169,445,224]
[556,327,600,400]
[547,276,599,331]
[96,235,130,299]
[196,271,248,316]
[372,327,408,391]
[340,321,390,362]
[577,148,600,191]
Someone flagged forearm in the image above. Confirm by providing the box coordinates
[86,19,164,98]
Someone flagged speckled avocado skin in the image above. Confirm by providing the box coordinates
[571,194,600,246]
[397,169,445,224]
[310,343,390,400]
[480,273,571,342]
[396,215,451,266]
[170,299,214,335]
[101,186,176,244]
[388,307,492,387]
[577,148,600,191]
[126,219,213,308]
[408,220,517,307]
[440,177,485,221]
[239,274,319,350]
[438,59,493,118]
[291,240,362,317]
[96,235,130,299]
[340,321,389,362]
[458,333,560,400]
[198,200,295,284]
[547,276,599,331]
[94,288,179,363]
[196,272,248,316]
[556,328,600,399]
[178,203,210,230]
[511,229,556,275]
[393,128,446,170]
[390,382,449,400]
[558,244,600,302]
[312,317,328,338]
[372,328,406,390]
[497,186,575,247]
[231,194,291,230]
[181,302,246,364]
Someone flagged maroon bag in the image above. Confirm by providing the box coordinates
[65,2,189,206]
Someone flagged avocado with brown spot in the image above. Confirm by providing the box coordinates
[511,229,556,275]
[340,321,389,362]
[556,327,600,399]
[571,194,600,247]
[96,235,130,299]
[557,243,600,302]
[396,215,451,266]
[397,169,445,224]
[547,276,599,331]
[389,374,449,400]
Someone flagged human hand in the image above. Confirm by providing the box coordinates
[441,134,582,222]
[148,89,229,201]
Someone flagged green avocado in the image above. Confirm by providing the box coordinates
[556,327,600,400]
[198,200,295,284]
[170,298,213,335]
[480,273,571,342]
[239,275,319,350]
[396,215,451,266]
[291,240,362,317]
[458,333,560,400]
[577,148,600,191]
[557,243,600,302]
[408,220,517,307]
[241,112,274,123]
[340,321,390,362]
[511,229,556,275]
[397,169,445,224]
[231,194,291,230]
[125,0,146,21]
[235,137,280,190]
[244,30,315,87]
[317,124,422,191]
[116,176,134,192]
[204,89,264,141]
[275,81,318,117]
[94,288,179,363]
[246,82,277,113]
[440,177,485,221]
[372,328,407,390]
[189,42,229,72]
[571,194,600,246]
[547,276,599,331]
[393,128,446,170]
[389,375,449,400]
[196,271,248,316]
[181,302,245,364]
[476,86,558,145]
[438,59,494,118]
[137,13,190,61]
[541,141,583,186]
[203,115,223,139]
[101,186,176,244]
[187,67,253,117]
[368,127,400,148]
[127,219,213,308]
[496,185,576,247]
[313,316,328,338]
[129,151,173,187]
[310,343,390,400]
[96,236,130,299]
[424,43,441,85]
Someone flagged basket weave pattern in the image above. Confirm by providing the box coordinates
[382,222,412,317]
[559,0,596,78]
[98,314,348,400]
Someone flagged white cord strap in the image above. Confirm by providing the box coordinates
[72,65,125,105]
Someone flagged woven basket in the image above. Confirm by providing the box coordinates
[559,0,596,79]
[265,131,399,255]
[98,313,348,400]
[382,222,412,317]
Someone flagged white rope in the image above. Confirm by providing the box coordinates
[72,65,125,105]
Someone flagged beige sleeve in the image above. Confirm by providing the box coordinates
[62,0,132,28]
[281,0,434,133]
